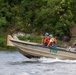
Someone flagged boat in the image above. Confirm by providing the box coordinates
[6,35,76,60]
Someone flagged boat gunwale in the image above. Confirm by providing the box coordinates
[10,39,76,54]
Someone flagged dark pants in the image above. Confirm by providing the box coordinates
[43,43,48,47]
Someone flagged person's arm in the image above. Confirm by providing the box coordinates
[47,41,50,47]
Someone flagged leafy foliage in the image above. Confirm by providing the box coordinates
[0,0,76,37]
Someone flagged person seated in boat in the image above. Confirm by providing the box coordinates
[42,32,50,47]
[47,34,57,49]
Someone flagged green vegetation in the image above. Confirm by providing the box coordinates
[0,0,76,36]
[0,34,15,50]
[0,0,76,50]
[18,36,42,43]
[0,34,6,49]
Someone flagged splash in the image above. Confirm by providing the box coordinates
[38,57,76,64]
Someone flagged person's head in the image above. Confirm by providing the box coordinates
[49,34,53,38]
[45,32,49,36]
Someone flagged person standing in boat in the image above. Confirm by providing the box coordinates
[47,34,57,49]
[42,32,50,47]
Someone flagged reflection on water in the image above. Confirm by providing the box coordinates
[0,51,76,75]
[9,60,40,65]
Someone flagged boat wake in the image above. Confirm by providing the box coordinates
[8,55,76,65]
[37,57,76,64]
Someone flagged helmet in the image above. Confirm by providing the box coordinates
[45,32,49,36]
[49,34,53,38]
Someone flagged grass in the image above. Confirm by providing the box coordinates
[18,36,42,43]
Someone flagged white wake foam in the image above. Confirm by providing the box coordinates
[38,57,76,64]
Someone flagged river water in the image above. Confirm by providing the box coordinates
[0,51,76,75]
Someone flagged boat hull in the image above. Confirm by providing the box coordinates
[11,40,76,60]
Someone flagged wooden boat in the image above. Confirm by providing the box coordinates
[6,35,76,60]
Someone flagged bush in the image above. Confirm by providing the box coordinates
[0,34,15,50]
[0,38,6,47]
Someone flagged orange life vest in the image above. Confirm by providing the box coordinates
[43,37,50,44]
